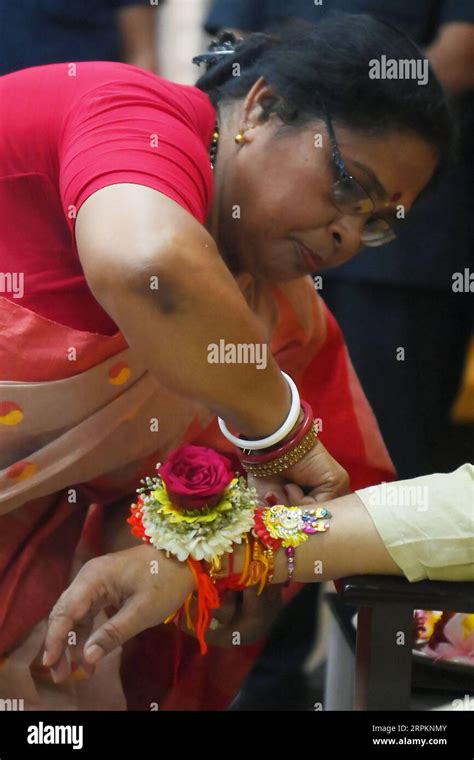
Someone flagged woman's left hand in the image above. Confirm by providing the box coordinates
[249,438,350,506]
[284,438,350,501]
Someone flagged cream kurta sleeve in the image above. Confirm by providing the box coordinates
[356,464,474,582]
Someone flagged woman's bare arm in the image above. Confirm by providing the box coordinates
[75,184,290,438]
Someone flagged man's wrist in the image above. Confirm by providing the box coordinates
[224,537,287,584]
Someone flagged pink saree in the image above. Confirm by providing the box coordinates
[0,274,395,710]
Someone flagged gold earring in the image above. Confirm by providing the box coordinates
[234,133,245,145]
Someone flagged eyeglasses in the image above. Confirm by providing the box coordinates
[323,109,397,248]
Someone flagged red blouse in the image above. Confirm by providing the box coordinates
[0,62,216,334]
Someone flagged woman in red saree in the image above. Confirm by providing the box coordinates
[0,16,453,709]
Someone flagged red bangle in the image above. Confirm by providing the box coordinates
[240,400,314,465]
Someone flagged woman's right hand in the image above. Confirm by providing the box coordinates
[43,544,194,683]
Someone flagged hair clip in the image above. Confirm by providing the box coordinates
[192,33,240,69]
[192,49,235,68]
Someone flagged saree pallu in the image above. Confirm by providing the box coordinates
[0,274,395,710]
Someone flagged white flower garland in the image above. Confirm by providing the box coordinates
[137,476,258,562]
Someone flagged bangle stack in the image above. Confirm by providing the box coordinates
[241,402,317,477]
[218,371,301,451]
[218,374,319,477]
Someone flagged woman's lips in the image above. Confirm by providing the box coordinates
[298,243,326,272]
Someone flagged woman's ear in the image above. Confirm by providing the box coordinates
[240,77,279,136]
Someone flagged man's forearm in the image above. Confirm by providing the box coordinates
[225,493,402,584]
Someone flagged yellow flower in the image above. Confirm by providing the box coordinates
[150,483,236,524]
[462,614,474,640]
[418,611,443,640]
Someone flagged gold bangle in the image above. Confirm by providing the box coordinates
[241,423,318,477]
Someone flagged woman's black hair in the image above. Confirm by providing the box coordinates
[194,13,455,165]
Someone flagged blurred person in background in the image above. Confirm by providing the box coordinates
[205,0,474,711]
[0,0,160,74]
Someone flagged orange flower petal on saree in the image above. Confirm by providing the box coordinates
[0,401,24,426]
[7,460,38,481]
[108,361,131,385]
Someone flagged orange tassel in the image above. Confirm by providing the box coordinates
[183,591,195,631]
[187,558,220,654]
[237,534,251,586]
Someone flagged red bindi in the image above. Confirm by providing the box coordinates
[391,192,402,203]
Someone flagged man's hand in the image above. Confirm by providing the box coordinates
[43,544,193,683]
[182,586,283,647]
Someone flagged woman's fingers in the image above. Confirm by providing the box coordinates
[285,439,350,501]
[284,483,305,502]
[305,465,350,502]
[246,474,288,506]
[232,585,283,645]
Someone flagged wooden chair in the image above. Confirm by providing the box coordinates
[324,576,474,711]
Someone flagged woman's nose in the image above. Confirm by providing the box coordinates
[328,216,365,257]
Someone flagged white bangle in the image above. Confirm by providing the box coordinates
[217,371,301,451]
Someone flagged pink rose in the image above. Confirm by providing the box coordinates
[158,445,235,510]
